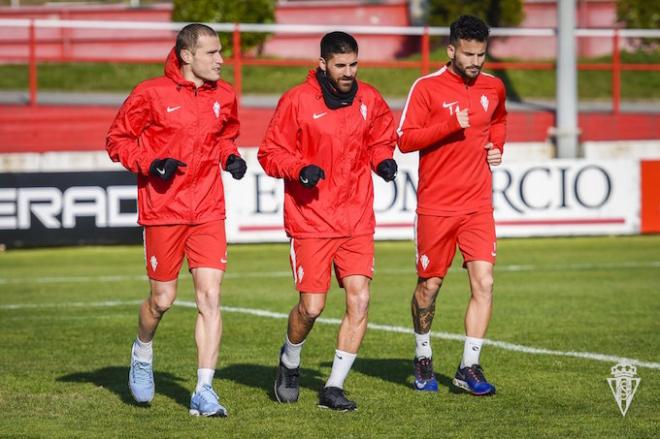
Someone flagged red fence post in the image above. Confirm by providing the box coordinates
[232,23,242,107]
[421,26,430,75]
[28,19,37,107]
[612,29,621,114]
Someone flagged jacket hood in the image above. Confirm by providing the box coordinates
[164,48,186,85]
[305,69,322,93]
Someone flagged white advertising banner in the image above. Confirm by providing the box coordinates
[0,150,640,247]
[224,150,639,242]
[492,159,639,236]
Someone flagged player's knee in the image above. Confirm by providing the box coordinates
[149,283,176,314]
[471,275,494,298]
[343,275,370,296]
[347,288,370,318]
[196,287,220,313]
[299,300,325,321]
[150,294,175,315]
[420,277,442,298]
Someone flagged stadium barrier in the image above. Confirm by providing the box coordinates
[0,19,659,113]
[1,149,657,248]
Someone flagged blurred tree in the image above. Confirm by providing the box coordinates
[427,0,524,28]
[172,0,276,56]
[617,0,660,29]
[617,0,660,50]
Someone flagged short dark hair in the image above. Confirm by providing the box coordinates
[449,15,490,45]
[175,23,217,64]
[320,31,358,60]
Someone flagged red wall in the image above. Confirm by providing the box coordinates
[0,1,624,62]
[489,0,620,60]
[0,4,173,62]
[262,0,411,61]
[1,104,658,153]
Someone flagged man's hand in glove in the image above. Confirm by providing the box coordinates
[226,154,247,180]
[150,158,187,181]
[376,159,398,182]
[299,165,325,188]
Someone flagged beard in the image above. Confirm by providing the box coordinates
[453,61,482,81]
[329,75,355,93]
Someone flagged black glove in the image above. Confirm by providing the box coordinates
[299,164,325,188]
[225,154,247,180]
[149,158,187,181]
[376,159,398,182]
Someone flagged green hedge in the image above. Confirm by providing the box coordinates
[172,0,276,55]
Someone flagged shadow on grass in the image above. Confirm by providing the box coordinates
[328,357,459,393]
[219,364,326,401]
[57,366,190,409]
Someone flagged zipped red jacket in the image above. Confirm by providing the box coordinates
[106,48,240,226]
[258,70,396,238]
[397,65,507,216]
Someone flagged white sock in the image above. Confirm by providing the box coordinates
[133,337,153,363]
[414,331,432,359]
[196,368,215,392]
[461,337,484,368]
[281,335,304,369]
[325,350,357,389]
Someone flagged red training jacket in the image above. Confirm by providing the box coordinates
[106,49,240,226]
[258,70,396,238]
[397,65,507,216]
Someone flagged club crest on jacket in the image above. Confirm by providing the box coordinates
[480,95,489,112]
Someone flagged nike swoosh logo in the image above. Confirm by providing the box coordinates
[156,168,166,175]
[442,101,458,108]
[167,106,181,113]
[491,252,497,257]
[313,112,326,119]
[300,176,309,184]
[220,258,227,264]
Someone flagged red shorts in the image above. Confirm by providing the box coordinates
[415,212,496,278]
[289,234,375,293]
[143,219,227,282]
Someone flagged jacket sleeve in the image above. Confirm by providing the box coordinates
[489,81,507,153]
[258,93,307,181]
[105,90,155,176]
[218,95,241,169]
[368,95,396,170]
[397,81,463,154]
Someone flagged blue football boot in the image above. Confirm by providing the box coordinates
[189,385,228,417]
[128,342,154,403]
[453,364,496,396]
[413,357,439,391]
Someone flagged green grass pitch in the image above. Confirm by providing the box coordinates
[1,235,659,438]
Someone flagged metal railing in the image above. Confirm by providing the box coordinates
[1,19,659,112]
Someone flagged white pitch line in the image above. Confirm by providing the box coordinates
[0,260,658,285]
[0,300,144,310]
[2,299,659,370]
